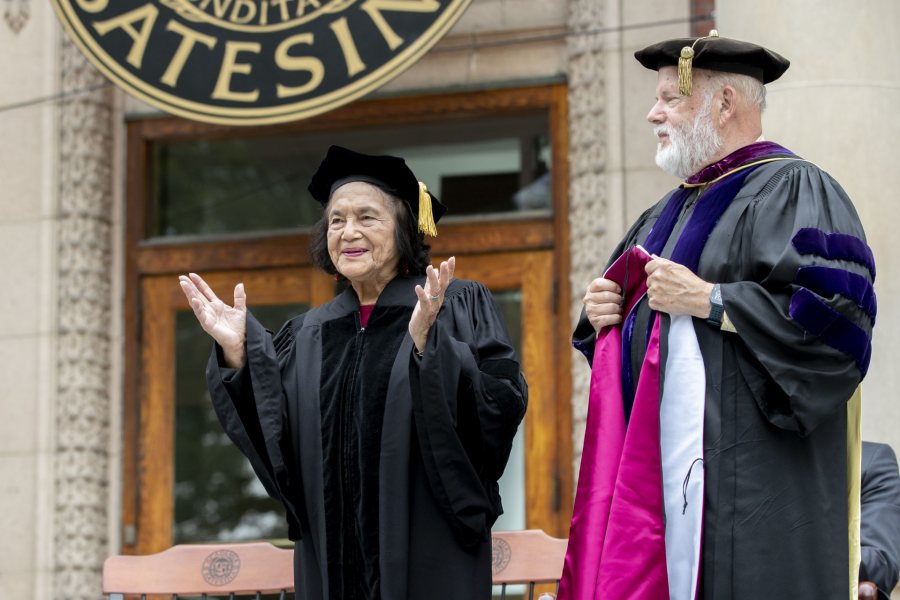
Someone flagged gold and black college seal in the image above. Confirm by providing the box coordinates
[51,0,471,125]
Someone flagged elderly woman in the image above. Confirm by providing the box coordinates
[179,145,527,600]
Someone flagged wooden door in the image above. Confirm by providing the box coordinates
[134,267,334,553]
[445,250,559,536]
[132,249,559,552]
[123,84,573,555]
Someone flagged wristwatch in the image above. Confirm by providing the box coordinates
[707,283,724,327]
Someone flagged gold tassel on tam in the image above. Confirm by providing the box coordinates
[417,181,438,237]
[678,46,696,96]
[678,29,719,96]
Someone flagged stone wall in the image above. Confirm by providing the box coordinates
[0,0,60,595]
[718,1,900,454]
[0,0,119,596]
[565,0,608,468]
[566,0,693,469]
[53,34,116,599]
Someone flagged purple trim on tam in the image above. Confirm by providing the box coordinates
[795,266,877,325]
[792,228,876,280]
[685,141,796,185]
[790,288,872,376]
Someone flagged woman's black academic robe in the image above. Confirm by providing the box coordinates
[207,276,527,600]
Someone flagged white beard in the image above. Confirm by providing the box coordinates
[654,93,723,179]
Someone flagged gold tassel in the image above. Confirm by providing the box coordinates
[417,181,438,237]
[678,29,719,96]
[678,46,695,96]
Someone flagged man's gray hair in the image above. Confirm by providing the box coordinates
[705,71,767,112]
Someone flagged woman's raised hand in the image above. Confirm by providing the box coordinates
[178,273,247,368]
[409,256,455,354]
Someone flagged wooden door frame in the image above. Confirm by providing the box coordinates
[136,267,334,553]
[123,84,572,553]
[442,250,559,537]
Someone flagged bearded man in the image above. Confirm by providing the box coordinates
[559,32,875,600]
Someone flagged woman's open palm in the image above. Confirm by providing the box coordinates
[409,257,455,353]
[179,273,247,357]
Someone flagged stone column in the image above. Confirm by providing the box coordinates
[54,34,114,599]
[566,0,607,469]
[3,0,29,32]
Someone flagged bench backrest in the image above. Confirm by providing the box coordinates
[104,530,568,599]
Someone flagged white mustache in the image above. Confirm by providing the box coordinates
[654,125,670,138]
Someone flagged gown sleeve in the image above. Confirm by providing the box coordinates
[206,311,306,539]
[721,162,875,435]
[859,442,900,599]
[409,280,527,548]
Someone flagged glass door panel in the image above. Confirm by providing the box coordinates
[136,268,316,553]
[173,303,308,544]
[492,290,525,531]
[491,289,525,533]
[147,112,550,239]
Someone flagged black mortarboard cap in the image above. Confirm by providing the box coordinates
[308,145,447,236]
[635,30,790,95]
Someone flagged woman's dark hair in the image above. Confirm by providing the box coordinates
[309,188,432,277]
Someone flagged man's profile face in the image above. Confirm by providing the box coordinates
[647,66,722,179]
[647,66,703,151]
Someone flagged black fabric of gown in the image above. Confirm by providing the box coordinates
[207,275,527,600]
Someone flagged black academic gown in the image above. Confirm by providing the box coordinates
[207,276,527,600]
[574,158,874,599]
[860,441,900,600]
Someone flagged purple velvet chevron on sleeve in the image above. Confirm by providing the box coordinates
[791,228,876,279]
[795,266,877,325]
[789,287,872,376]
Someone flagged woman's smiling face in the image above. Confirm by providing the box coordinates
[326,181,400,288]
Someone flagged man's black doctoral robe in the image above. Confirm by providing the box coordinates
[207,276,527,600]
[574,157,875,599]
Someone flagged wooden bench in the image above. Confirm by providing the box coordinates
[103,541,293,599]
[491,529,567,599]
[103,532,879,600]
[103,529,568,599]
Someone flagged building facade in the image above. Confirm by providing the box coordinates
[1,0,898,597]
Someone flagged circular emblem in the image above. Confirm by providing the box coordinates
[491,537,511,575]
[51,0,472,125]
[201,549,241,586]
